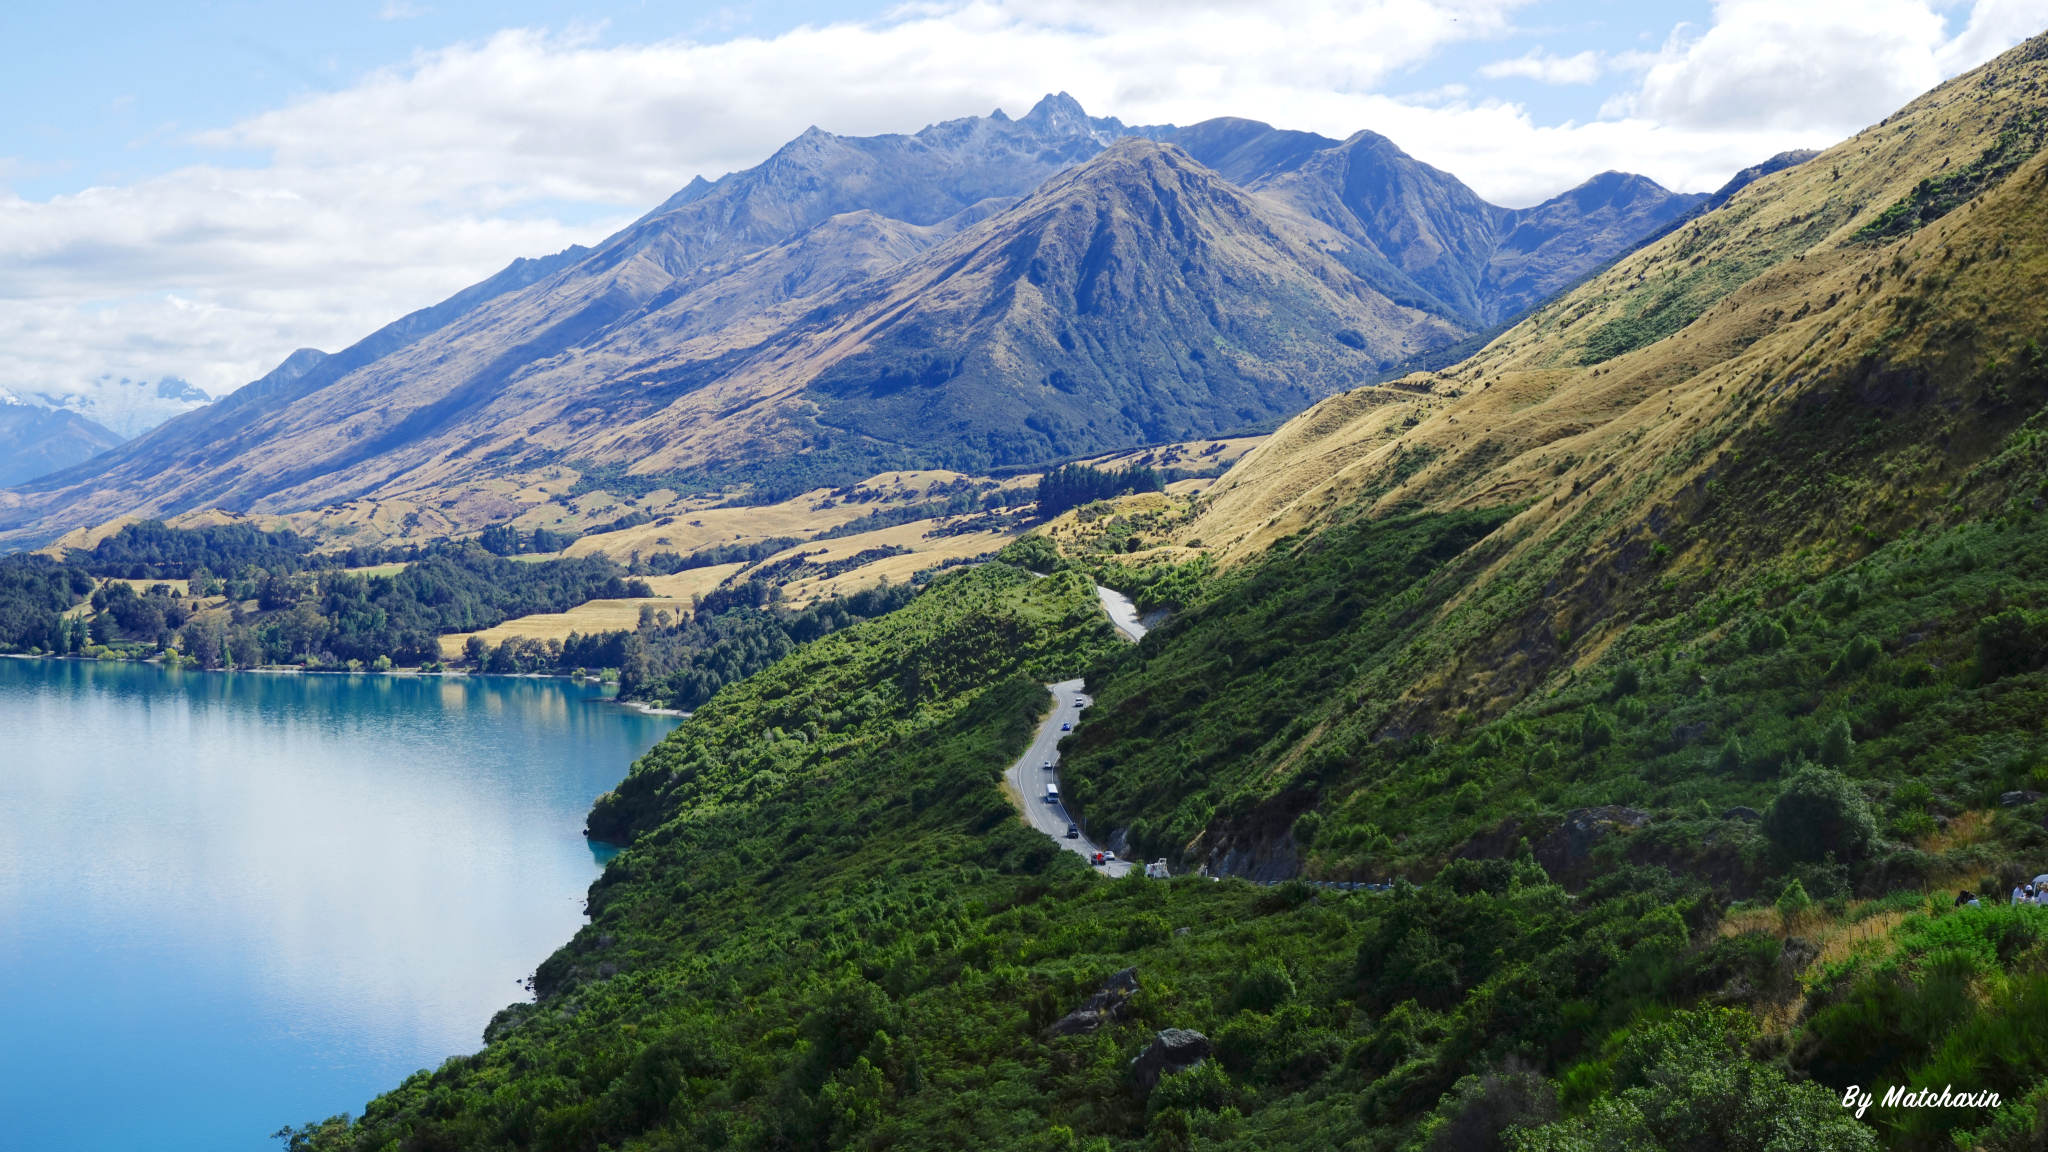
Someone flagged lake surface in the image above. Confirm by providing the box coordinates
[0,658,679,1151]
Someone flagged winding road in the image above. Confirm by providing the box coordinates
[1000,587,1149,878]
[1096,585,1148,643]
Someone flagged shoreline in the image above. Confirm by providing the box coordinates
[613,699,689,717]
[4,655,642,691]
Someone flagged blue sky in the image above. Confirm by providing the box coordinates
[3,0,2043,408]
[6,2,867,201]
[6,0,1713,202]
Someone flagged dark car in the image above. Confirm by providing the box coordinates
[1061,722,1070,731]
[1066,823,1080,839]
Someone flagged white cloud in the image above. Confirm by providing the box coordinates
[3,0,2044,406]
[1479,48,1605,84]
[1609,0,2047,134]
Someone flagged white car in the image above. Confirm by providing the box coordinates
[1045,783,1060,803]
[1042,760,1053,770]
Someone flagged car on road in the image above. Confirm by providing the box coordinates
[1074,697,1085,707]
[1042,760,1052,770]
[1060,722,1070,731]
[1066,823,1079,839]
[1045,783,1060,803]
[1144,860,1170,879]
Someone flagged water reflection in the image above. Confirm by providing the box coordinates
[0,660,677,1152]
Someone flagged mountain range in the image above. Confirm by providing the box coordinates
[0,94,1708,547]
[0,395,126,489]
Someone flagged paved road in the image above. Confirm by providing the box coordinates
[1096,586,1148,642]
[1004,677,1132,877]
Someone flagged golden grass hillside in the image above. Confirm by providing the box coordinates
[1149,31,2048,732]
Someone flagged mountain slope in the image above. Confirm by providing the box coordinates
[1250,131,1706,325]
[0,403,125,488]
[1078,29,2048,847]
[290,32,2048,1152]
[0,101,1701,549]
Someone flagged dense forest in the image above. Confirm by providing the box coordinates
[63,519,423,579]
[1036,464,1164,518]
[179,547,650,669]
[616,583,920,711]
[0,556,96,651]
[644,538,802,576]
[480,523,581,556]
[462,582,923,706]
[0,528,653,669]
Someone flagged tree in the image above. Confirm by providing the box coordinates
[1977,609,2047,682]
[1716,736,1744,775]
[1612,661,1642,698]
[1580,706,1614,752]
[1230,959,1296,1015]
[1817,717,1855,769]
[478,523,521,556]
[1763,765,1877,863]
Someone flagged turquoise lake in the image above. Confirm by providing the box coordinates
[0,658,679,1151]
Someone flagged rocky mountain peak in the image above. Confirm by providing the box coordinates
[1015,91,1118,143]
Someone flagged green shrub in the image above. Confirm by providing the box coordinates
[1453,783,1482,814]
[1748,619,1790,654]
[1829,633,1882,679]
[1776,879,1813,916]
[1230,959,1297,1015]
[1978,609,2048,682]
[1817,717,1856,769]
[1716,736,1745,775]
[1514,1009,1878,1151]
[1292,810,1320,846]
[1580,706,1615,752]
[1763,765,1878,863]
[1149,1060,1233,1118]
[1612,661,1642,698]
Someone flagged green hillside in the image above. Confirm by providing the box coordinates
[294,432,2048,1152]
[284,33,2048,1152]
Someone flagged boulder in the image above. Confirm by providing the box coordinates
[1131,1028,1211,1092]
[1721,806,1762,822]
[1533,806,1651,876]
[1049,967,1141,1037]
[2000,791,2045,807]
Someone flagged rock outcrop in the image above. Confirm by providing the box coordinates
[1049,967,1141,1037]
[1533,806,1651,878]
[1131,1028,1212,1092]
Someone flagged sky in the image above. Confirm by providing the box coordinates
[3,0,2046,412]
